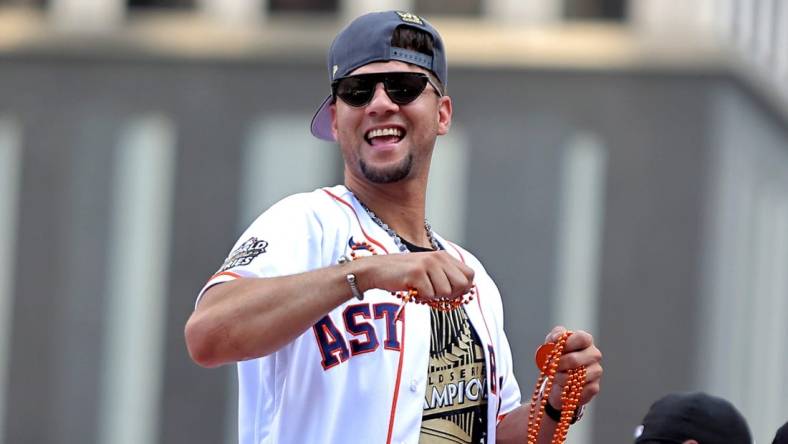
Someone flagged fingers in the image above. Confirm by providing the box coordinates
[542,328,601,371]
[456,259,475,283]
[546,325,566,343]
[544,328,603,407]
[442,260,474,298]
[405,261,436,299]
[408,251,473,300]
[549,359,603,407]
[556,331,601,372]
[564,330,593,352]
[552,362,602,387]
[425,267,452,298]
[545,328,593,350]
[558,342,601,372]
[580,375,601,405]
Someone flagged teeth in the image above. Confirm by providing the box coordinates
[366,128,402,139]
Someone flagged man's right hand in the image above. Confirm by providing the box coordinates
[350,251,475,302]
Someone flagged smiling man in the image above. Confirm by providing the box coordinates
[185,11,602,444]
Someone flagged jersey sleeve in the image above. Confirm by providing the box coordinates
[195,193,324,306]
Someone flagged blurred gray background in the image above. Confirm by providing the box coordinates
[0,0,786,443]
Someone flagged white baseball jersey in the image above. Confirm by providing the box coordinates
[197,185,521,444]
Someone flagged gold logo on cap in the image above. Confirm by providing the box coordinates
[396,11,423,25]
[332,65,339,78]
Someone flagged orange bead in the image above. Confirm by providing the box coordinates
[526,330,585,444]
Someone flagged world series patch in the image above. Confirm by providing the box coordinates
[219,237,268,272]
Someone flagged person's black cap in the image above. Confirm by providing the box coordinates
[633,392,752,443]
[774,421,788,444]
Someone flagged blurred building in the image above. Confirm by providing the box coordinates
[0,0,786,443]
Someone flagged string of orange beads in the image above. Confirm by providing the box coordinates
[390,287,475,312]
[526,331,586,444]
[347,240,475,312]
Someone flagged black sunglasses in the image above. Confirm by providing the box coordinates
[331,72,442,107]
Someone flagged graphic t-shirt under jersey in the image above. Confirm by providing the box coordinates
[400,239,489,443]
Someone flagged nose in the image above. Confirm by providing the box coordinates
[365,82,399,116]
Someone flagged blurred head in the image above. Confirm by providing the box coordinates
[310,11,452,185]
[774,421,788,444]
[633,392,752,444]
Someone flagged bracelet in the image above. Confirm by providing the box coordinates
[544,400,583,425]
[345,273,364,301]
[338,255,364,301]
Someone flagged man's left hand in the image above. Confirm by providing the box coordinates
[544,325,603,408]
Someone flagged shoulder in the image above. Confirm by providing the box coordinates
[251,185,351,228]
[263,186,345,216]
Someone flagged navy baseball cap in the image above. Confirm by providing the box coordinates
[633,392,752,444]
[310,10,447,141]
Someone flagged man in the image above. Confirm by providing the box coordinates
[633,392,752,444]
[185,10,602,444]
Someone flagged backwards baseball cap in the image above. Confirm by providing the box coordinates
[310,10,447,141]
[633,392,752,444]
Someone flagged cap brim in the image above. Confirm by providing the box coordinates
[310,94,336,141]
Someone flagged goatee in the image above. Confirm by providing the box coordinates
[360,154,413,183]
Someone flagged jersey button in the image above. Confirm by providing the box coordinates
[409,379,418,392]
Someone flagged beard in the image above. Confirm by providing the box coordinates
[359,154,413,183]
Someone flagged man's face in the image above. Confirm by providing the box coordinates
[330,60,452,184]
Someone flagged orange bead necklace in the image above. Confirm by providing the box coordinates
[526,331,586,444]
[391,287,475,312]
[347,238,475,312]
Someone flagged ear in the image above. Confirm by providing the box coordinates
[330,103,338,140]
[437,95,452,136]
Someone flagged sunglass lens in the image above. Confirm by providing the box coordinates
[335,77,375,107]
[334,73,430,107]
[385,74,428,104]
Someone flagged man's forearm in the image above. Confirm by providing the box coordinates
[184,263,361,367]
[184,250,476,368]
